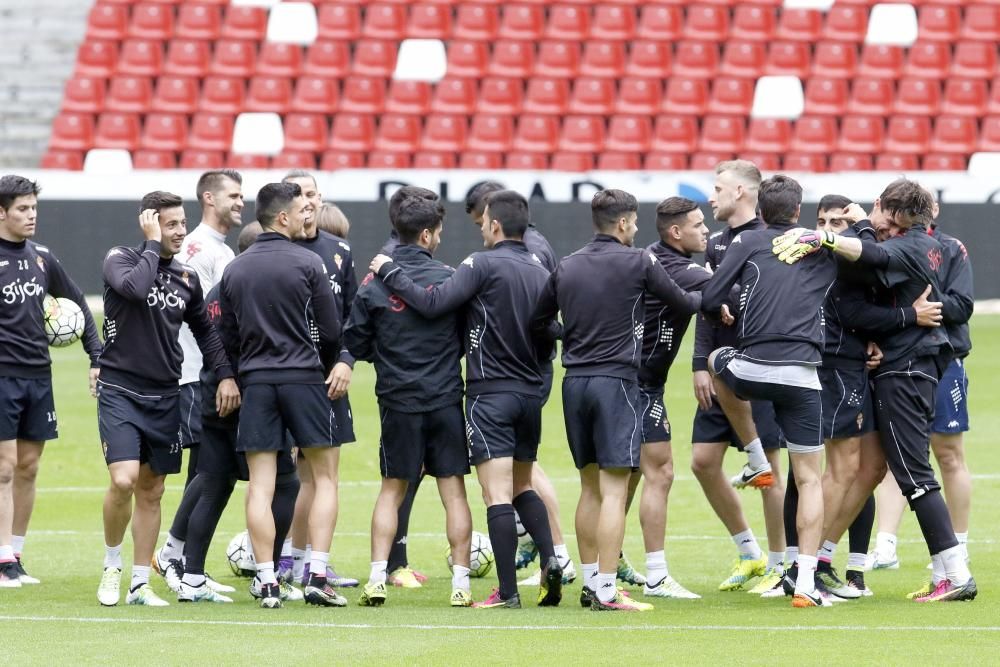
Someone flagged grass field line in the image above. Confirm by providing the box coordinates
[1,614,998,632]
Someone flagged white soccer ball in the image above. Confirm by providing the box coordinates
[446,530,495,578]
[226,530,256,578]
[42,296,84,347]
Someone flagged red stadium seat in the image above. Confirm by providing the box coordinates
[838,115,884,153]
[551,152,594,171]
[386,80,432,115]
[409,3,452,39]
[626,40,672,77]
[456,4,499,40]
[177,4,222,40]
[431,78,477,114]
[62,78,105,114]
[675,41,721,78]
[790,116,838,153]
[822,5,868,42]
[226,154,269,169]
[922,153,967,170]
[152,76,198,114]
[977,117,1000,151]
[812,42,858,79]
[904,41,950,79]
[245,76,292,113]
[644,153,688,170]
[128,4,175,40]
[709,77,754,115]
[776,8,822,42]
[490,41,535,78]
[447,41,489,77]
[353,40,397,77]
[370,151,414,169]
[731,4,776,41]
[941,79,988,116]
[199,76,245,114]
[930,116,977,153]
[340,76,387,113]
[569,77,614,114]
[960,5,1000,41]
[304,41,351,78]
[858,44,904,78]
[829,153,874,171]
[180,150,225,169]
[745,118,792,153]
[513,115,559,152]
[210,40,256,78]
[884,116,932,154]
[320,152,366,170]
[140,113,187,151]
[559,115,605,152]
[637,5,683,40]
[580,42,626,77]
[292,77,339,114]
[894,78,941,116]
[739,152,781,170]
[719,41,765,78]
[48,113,95,151]
[505,152,548,169]
[988,78,1000,114]
[75,40,120,78]
[765,41,811,78]
[500,5,544,40]
[616,77,660,115]
[523,77,569,114]
[362,3,406,40]
[256,43,302,77]
[606,115,652,152]
[421,114,467,152]
[690,152,734,170]
[847,78,894,116]
[951,43,997,79]
[86,5,128,40]
[686,5,731,42]
[188,113,234,151]
[106,76,153,113]
[917,5,961,41]
[272,152,318,170]
[592,4,637,40]
[653,115,699,153]
[330,113,376,152]
[413,152,457,168]
[94,112,141,150]
[803,78,849,116]
[374,114,422,152]
[663,77,708,115]
[597,153,642,170]
[317,4,362,41]
[783,153,828,172]
[467,114,515,152]
[476,77,522,114]
[222,5,267,41]
[163,40,210,77]
[282,113,328,153]
[535,41,580,78]
[117,40,164,76]
[875,153,919,171]
[132,150,177,169]
[546,4,590,40]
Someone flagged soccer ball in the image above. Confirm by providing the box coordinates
[42,296,84,347]
[226,530,256,578]
[446,530,495,578]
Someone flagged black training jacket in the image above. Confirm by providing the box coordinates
[932,228,973,358]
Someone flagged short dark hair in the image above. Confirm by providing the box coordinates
[0,175,41,210]
[140,190,184,214]
[256,182,302,229]
[195,169,242,207]
[879,178,934,228]
[282,169,316,187]
[758,175,802,226]
[465,180,505,216]
[817,194,852,213]
[395,197,445,244]
[238,221,264,253]
[592,189,638,230]
[388,186,438,228]
[482,190,529,239]
[655,197,700,237]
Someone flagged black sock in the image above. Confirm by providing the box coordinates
[271,473,301,565]
[848,495,876,556]
[388,473,423,572]
[784,464,799,549]
[183,474,236,575]
[184,444,200,490]
[168,473,204,543]
[910,489,959,555]
[512,490,555,563]
[486,503,518,599]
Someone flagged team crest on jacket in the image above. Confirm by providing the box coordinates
[181,271,190,287]
[334,253,343,270]
[36,256,45,271]
[856,412,864,430]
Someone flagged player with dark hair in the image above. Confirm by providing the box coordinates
[152,169,242,597]
[219,182,343,609]
[279,170,359,589]
[691,161,786,595]
[349,197,473,608]
[373,190,563,609]
[382,185,439,256]
[0,175,102,587]
[96,190,239,607]
[531,188,701,612]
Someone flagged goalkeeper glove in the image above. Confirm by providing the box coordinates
[771,228,838,264]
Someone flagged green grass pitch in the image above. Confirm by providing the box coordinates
[4,316,999,665]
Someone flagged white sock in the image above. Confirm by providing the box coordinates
[0,545,13,562]
[182,571,206,587]
[795,555,817,595]
[104,543,123,569]
[369,560,388,585]
[940,545,971,585]
[281,538,292,558]
[130,565,150,590]
[304,545,312,572]
[256,561,277,586]
[875,531,897,556]
[12,535,25,557]
[554,544,571,567]
[767,551,783,571]
[744,438,767,469]
[452,565,471,592]
[732,529,762,559]
[645,550,668,586]
[582,562,598,589]
[785,546,799,566]
[818,540,837,564]
[595,571,617,603]
[846,552,866,571]
[292,547,307,578]
[310,551,329,580]
[955,532,969,562]
[161,533,184,561]
[930,553,946,585]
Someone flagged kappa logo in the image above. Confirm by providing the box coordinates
[107,248,123,257]
[0,260,8,268]
[462,255,475,268]
[948,420,960,429]
[531,253,541,263]
[648,252,657,264]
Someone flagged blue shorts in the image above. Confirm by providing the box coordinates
[178,382,203,448]
[639,385,671,444]
[562,376,641,470]
[932,358,969,434]
[237,383,336,453]
[819,366,875,440]
[466,392,542,465]
[97,381,181,475]
[0,376,57,442]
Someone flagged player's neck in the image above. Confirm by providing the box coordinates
[663,239,687,255]
[200,215,230,237]
[0,228,27,245]
[727,210,757,229]
[302,223,319,240]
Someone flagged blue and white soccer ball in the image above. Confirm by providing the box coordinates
[226,530,256,578]
[43,296,84,347]
[446,530,495,578]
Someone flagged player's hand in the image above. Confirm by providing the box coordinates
[139,209,162,243]
[89,367,100,398]
[326,362,352,400]
[693,370,715,411]
[842,203,868,223]
[216,378,241,417]
[772,228,831,264]
[866,341,884,370]
[370,254,393,274]
[720,304,734,326]
[913,284,943,327]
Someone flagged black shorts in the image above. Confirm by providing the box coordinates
[332,394,356,444]
[540,362,554,406]
[466,392,542,465]
[178,382,203,448]
[819,366,875,440]
[638,385,671,444]
[237,383,336,453]
[97,381,182,475]
[562,376,641,470]
[691,400,784,450]
[378,403,469,482]
[200,418,297,481]
[0,376,57,442]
